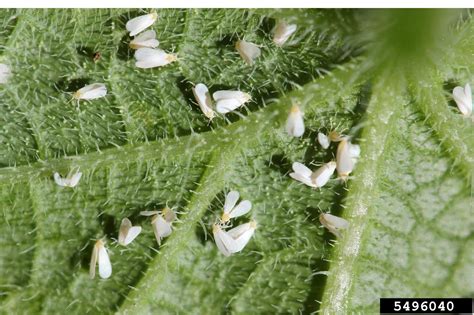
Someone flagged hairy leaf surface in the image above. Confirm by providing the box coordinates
[0,9,472,315]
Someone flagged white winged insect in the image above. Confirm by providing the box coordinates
[126,12,158,37]
[289,162,313,187]
[221,190,252,223]
[336,138,360,181]
[452,83,472,116]
[318,130,344,149]
[212,224,238,257]
[290,161,336,188]
[192,83,215,120]
[273,22,297,46]
[134,48,177,69]
[213,90,251,114]
[227,220,257,253]
[90,240,112,279]
[319,213,349,238]
[235,40,261,66]
[73,83,107,100]
[129,30,159,49]
[286,105,305,137]
[140,207,176,245]
[53,170,82,188]
[317,132,330,149]
[311,161,337,187]
[0,63,11,84]
[118,218,142,246]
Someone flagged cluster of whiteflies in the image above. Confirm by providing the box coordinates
[283,82,472,235]
[89,208,178,279]
[188,22,297,117]
[285,105,361,183]
[0,11,470,120]
[126,13,178,69]
[88,210,177,279]
[3,11,472,278]
[41,14,298,118]
[43,15,300,280]
[192,84,251,118]
[54,171,256,277]
[55,171,178,279]
[213,191,256,257]
[285,105,360,237]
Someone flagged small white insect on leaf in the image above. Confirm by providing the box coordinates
[336,138,359,181]
[289,161,336,188]
[151,215,171,245]
[273,22,297,46]
[139,210,159,216]
[310,161,337,188]
[126,12,158,37]
[221,191,252,223]
[162,207,177,223]
[192,83,215,120]
[90,240,112,279]
[289,162,314,187]
[134,48,177,69]
[212,224,238,257]
[118,218,142,246]
[317,132,330,149]
[319,213,349,238]
[53,170,82,188]
[73,83,107,100]
[141,207,176,246]
[227,220,257,253]
[0,63,12,84]
[452,83,472,116]
[129,30,159,49]
[213,90,251,114]
[235,40,261,66]
[285,105,305,137]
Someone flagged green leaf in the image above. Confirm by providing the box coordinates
[0,9,472,314]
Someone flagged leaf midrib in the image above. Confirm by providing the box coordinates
[320,75,406,314]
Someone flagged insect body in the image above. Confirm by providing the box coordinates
[273,22,297,46]
[129,30,159,49]
[452,83,472,116]
[235,40,261,65]
[118,218,142,246]
[336,138,360,181]
[213,221,257,256]
[221,190,252,223]
[213,90,251,114]
[134,48,177,68]
[319,213,349,238]
[318,132,330,149]
[286,105,305,137]
[140,208,176,245]
[73,83,107,100]
[192,83,215,119]
[226,220,257,252]
[53,170,82,188]
[126,13,158,37]
[90,240,112,279]
[289,161,336,188]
